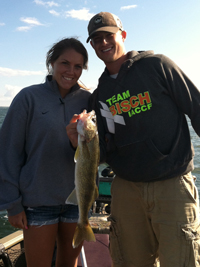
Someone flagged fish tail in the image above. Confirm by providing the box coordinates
[72,223,96,248]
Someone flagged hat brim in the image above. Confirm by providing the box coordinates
[86,26,119,43]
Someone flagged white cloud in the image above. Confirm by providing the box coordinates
[34,0,59,8]
[49,9,60,16]
[4,85,22,98]
[20,17,43,26]
[0,85,22,107]
[0,23,5,26]
[16,26,32,32]
[65,8,94,21]
[0,98,11,106]
[0,67,45,77]
[16,17,44,32]
[120,5,137,10]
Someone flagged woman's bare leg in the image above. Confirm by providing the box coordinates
[23,224,58,267]
[56,222,83,267]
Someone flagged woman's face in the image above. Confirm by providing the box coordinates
[51,48,84,98]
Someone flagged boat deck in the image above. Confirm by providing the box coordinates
[78,214,111,266]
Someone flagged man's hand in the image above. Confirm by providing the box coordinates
[66,114,81,149]
[8,210,28,230]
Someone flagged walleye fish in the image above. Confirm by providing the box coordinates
[66,110,99,248]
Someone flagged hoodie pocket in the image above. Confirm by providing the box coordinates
[107,137,175,182]
[145,138,168,160]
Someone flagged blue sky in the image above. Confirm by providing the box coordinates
[0,0,200,106]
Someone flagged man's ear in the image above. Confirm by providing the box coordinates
[90,40,94,49]
[121,31,127,41]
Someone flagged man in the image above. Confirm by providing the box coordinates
[67,12,200,267]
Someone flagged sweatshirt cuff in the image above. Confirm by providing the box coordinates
[7,203,24,217]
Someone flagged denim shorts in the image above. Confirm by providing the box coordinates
[24,204,80,226]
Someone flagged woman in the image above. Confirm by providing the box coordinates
[0,38,91,267]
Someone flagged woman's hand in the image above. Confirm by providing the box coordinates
[8,210,28,230]
[66,114,81,149]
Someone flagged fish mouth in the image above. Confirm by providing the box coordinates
[77,110,97,141]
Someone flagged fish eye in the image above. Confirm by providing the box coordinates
[92,117,96,123]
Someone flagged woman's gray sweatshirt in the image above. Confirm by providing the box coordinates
[0,76,91,216]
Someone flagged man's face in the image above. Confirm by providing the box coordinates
[90,30,126,64]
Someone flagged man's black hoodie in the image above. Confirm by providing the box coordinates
[90,51,200,182]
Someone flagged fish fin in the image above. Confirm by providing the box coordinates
[74,146,79,163]
[72,223,96,248]
[94,185,99,200]
[65,189,78,205]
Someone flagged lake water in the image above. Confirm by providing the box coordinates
[0,107,200,238]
